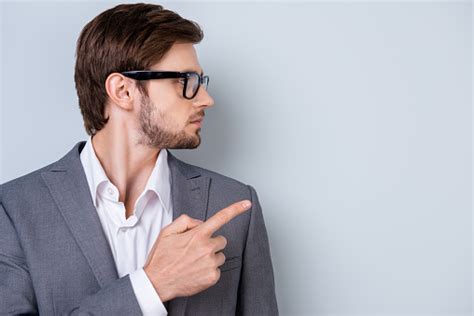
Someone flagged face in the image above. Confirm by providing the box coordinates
[136,42,214,149]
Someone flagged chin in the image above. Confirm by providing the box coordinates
[180,133,201,149]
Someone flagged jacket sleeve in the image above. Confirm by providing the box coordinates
[0,201,37,315]
[236,184,279,315]
[0,201,143,315]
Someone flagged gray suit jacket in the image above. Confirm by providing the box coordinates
[0,141,278,315]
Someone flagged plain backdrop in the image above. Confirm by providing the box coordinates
[1,1,472,315]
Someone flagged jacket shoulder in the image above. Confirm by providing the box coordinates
[188,161,249,187]
[1,141,83,201]
[1,162,56,200]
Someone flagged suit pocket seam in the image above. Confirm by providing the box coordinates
[220,256,242,272]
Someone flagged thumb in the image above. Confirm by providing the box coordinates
[161,214,204,236]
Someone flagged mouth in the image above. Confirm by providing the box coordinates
[189,116,204,125]
[190,120,202,128]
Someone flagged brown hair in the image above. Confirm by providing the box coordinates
[74,3,203,135]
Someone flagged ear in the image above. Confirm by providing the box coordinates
[104,72,139,111]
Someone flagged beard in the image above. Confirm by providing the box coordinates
[137,94,201,149]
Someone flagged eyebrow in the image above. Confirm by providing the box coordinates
[182,68,204,76]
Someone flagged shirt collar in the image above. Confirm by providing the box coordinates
[79,135,171,214]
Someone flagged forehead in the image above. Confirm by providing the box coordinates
[151,42,203,74]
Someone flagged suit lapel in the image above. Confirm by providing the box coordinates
[40,141,119,288]
[41,141,210,315]
[166,150,211,315]
[167,149,210,223]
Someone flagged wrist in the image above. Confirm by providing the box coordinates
[144,266,174,302]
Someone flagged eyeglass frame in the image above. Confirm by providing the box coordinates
[120,70,210,100]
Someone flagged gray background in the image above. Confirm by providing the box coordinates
[1,1,472,315]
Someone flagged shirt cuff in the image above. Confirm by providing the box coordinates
[129,268,168,316]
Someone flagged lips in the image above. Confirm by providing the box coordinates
[191,121,202,128]
[190,116,204,123]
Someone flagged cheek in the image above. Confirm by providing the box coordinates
[146,87,190,126]
[147,82,178,105]
[157,80,183,99]
[161,104,189,129]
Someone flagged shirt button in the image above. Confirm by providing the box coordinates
[107,187,114,195]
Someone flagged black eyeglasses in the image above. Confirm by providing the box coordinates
[120,70,210,100]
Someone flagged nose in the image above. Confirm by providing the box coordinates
[193,84,215,109]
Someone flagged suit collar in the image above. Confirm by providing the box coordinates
[41,140,210,315]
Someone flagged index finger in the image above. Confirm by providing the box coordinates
[198,200,252,237]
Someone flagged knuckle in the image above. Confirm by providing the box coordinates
[206,269,214,283]
[213,213,224,224]
[208,269,220,284]
[194,218,204,225]
[217,252,226,265]
[213,235,227,249]
[213,253,222,266]
[221,236,228,248]
[180,214,191,222]
[223,212,231,222]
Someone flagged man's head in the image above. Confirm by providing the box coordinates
[74,3,214,149]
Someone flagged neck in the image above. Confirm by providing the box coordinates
[91,124,161,216]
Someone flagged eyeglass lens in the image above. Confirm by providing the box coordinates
[185,73,209,98]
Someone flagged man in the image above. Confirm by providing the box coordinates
[0,3,278,315]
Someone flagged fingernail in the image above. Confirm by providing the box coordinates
[242,201,251,208]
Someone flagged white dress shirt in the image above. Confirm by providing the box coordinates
[80,135,172,315]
